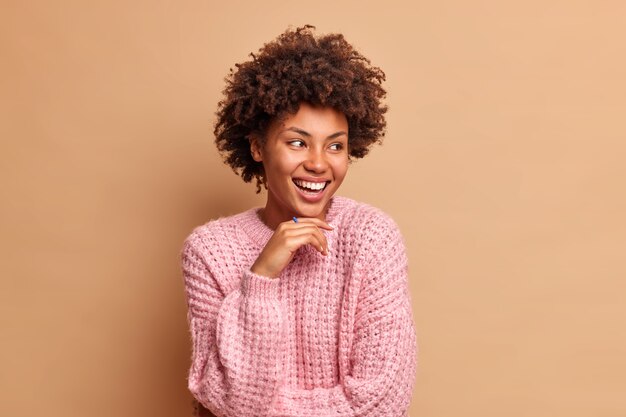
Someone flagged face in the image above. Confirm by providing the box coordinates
[249,101,350,222]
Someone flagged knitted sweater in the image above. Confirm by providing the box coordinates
[180,195,418,417]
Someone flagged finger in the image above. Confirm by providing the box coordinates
[291,222,330,252]
[288,217,334,230]
[286,231,327,255]
[281,222,329,237]
[288,227,328,254]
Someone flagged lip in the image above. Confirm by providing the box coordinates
[292,176,331,183]
[292,178,329,203]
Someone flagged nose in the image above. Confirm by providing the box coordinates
[303,147,329,173]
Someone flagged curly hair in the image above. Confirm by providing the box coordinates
[213,24,388,194]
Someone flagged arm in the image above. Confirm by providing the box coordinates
[181,233,287,417]
[269,214,418,417]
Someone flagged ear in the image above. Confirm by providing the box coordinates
[248,134,263,162]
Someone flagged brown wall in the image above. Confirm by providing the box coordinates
[1,1,625,416]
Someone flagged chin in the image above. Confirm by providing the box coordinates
[294,205,321,216]
[297,198,331,215]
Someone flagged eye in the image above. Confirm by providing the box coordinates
[288,139,305,147]
[329,143,344,151]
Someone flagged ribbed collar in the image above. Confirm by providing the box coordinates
[238,194,351,249]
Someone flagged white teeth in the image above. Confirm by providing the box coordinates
[294,179,327,190]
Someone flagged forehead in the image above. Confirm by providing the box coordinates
[269,102,348,136]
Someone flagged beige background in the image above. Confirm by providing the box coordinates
[1,1,625,416]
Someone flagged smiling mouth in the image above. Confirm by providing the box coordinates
[292,179,330,194]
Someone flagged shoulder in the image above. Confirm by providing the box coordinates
[179,209,249,258]
[334,198,407,272]
[180,210,256,296]
[335,196,403,241]
[333,197,406,264]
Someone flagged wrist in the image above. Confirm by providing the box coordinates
[251,263,279,279]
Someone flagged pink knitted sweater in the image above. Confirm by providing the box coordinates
[180,195,418,417]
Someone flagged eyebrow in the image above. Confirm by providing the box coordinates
[282,127,347,140]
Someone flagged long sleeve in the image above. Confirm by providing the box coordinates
[268,214,418,417]
[180,233,287,417]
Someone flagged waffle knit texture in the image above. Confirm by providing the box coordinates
[180,195,418,417]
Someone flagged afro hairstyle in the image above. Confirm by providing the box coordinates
[213,24,388,193]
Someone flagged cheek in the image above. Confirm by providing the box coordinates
[279,153,304,171]
[266,152,300,177]
[331,160,349,180]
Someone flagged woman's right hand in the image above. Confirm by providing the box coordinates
[250,217,334,279]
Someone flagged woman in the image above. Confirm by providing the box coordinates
[180,24,418,417]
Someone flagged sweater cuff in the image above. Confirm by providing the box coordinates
[240,267,280,299]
